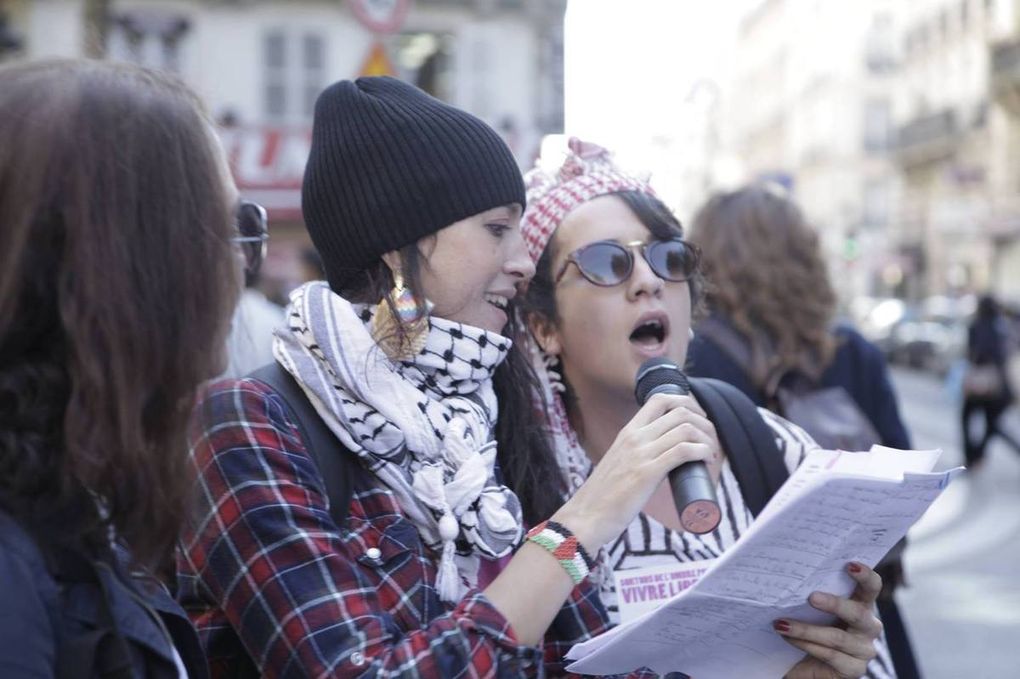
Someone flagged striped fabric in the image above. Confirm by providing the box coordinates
[177,378,651,678]
[597,408,898,679]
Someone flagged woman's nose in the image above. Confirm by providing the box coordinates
[626,249,663,300]
[505,229,537,282]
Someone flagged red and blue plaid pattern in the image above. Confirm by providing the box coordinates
[177,378,637,678]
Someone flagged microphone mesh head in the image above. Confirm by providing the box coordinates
[634,357,690,404]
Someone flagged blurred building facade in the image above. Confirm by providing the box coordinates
[719,0,1020,306]
[894,0,1017,302]
[722,0,904,304]
[0,0,566,299]
[986,1,1020,300]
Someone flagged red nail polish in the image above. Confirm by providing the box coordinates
[848,562,862,574]
[773,620,791,633]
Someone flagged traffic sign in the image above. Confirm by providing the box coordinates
[359,41,397,78]
[349,0,411,34]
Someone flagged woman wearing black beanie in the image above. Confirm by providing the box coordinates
[178,77,711,677]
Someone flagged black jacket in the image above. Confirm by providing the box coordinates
[687,322,912,449]
[0,510,209,679]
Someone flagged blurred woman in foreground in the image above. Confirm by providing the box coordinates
[0,59,241,677]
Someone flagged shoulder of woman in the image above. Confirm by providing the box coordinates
[191,376,314,454]
[0,511,47,566]
[830,325,887,370]
[0,512,60,668]
[0,511,58,598]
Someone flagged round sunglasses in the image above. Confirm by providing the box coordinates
[231,201,269,276]
[554,237,699,287]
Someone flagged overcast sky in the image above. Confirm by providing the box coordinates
[564,0,753,159]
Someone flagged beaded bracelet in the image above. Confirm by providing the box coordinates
[525,520,597,584]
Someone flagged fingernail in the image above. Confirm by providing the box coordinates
[772,619,791,633]
[848,562,862,574]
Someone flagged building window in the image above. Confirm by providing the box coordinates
[862,181,891,227]
[863,99,892,152]
[303,34,325,116]
[865,13,895,72]
[264,31,286,118]
[263,30,326,122]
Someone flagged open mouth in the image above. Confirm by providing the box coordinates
[484,293,510,313]
[629,315,669,347]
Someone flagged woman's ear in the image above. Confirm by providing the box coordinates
[527,312,562,357]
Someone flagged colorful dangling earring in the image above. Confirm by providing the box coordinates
[371,270,430,361]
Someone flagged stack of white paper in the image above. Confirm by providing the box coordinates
[566,446,962,678]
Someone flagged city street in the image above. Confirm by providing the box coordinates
[890,367,1020,678]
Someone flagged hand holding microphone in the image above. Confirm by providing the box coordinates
[549,357,722,552]
[635,358,721,534]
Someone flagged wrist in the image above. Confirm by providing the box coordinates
[548,507,603,556]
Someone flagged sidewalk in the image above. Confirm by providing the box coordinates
[889,367,1020,678]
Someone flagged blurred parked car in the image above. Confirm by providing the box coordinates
[880,295,972,376]
[885,317,966,375]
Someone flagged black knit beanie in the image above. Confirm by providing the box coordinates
[302,77,527,293]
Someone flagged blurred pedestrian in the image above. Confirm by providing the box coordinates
[222,208,286,378]
[519,139,889,678]
[177,77,704,677]
[0,59,241,677]
[685,184,919,679]
[961,293,1020,467]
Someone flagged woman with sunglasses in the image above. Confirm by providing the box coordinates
[222,201,286,377]
[519,139,893,678]
[0,59,240,677]
[178,78,714,678]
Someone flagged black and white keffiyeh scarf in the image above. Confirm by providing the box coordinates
[273,281,524,602]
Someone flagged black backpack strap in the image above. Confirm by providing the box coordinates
[688,377,789,517]
[248,362,356,529]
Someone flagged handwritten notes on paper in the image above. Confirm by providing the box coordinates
[566,446,962,678]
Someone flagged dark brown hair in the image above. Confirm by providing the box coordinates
[0,60,239,570]
[688,185,836,386]
[344,248,565,525]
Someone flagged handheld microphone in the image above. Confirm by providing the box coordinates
[635,357,721,534]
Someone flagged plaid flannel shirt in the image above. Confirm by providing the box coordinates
[178,378,644,678]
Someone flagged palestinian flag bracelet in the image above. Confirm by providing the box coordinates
[525,519,596,584]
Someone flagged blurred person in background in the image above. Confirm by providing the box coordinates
[299,245,326,283]
[0,59,241,677]
[177,77,716,677]
[520,139,890,679]
[685,185,919,679]
[222,206,285,378]
[961,293,1020,468]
